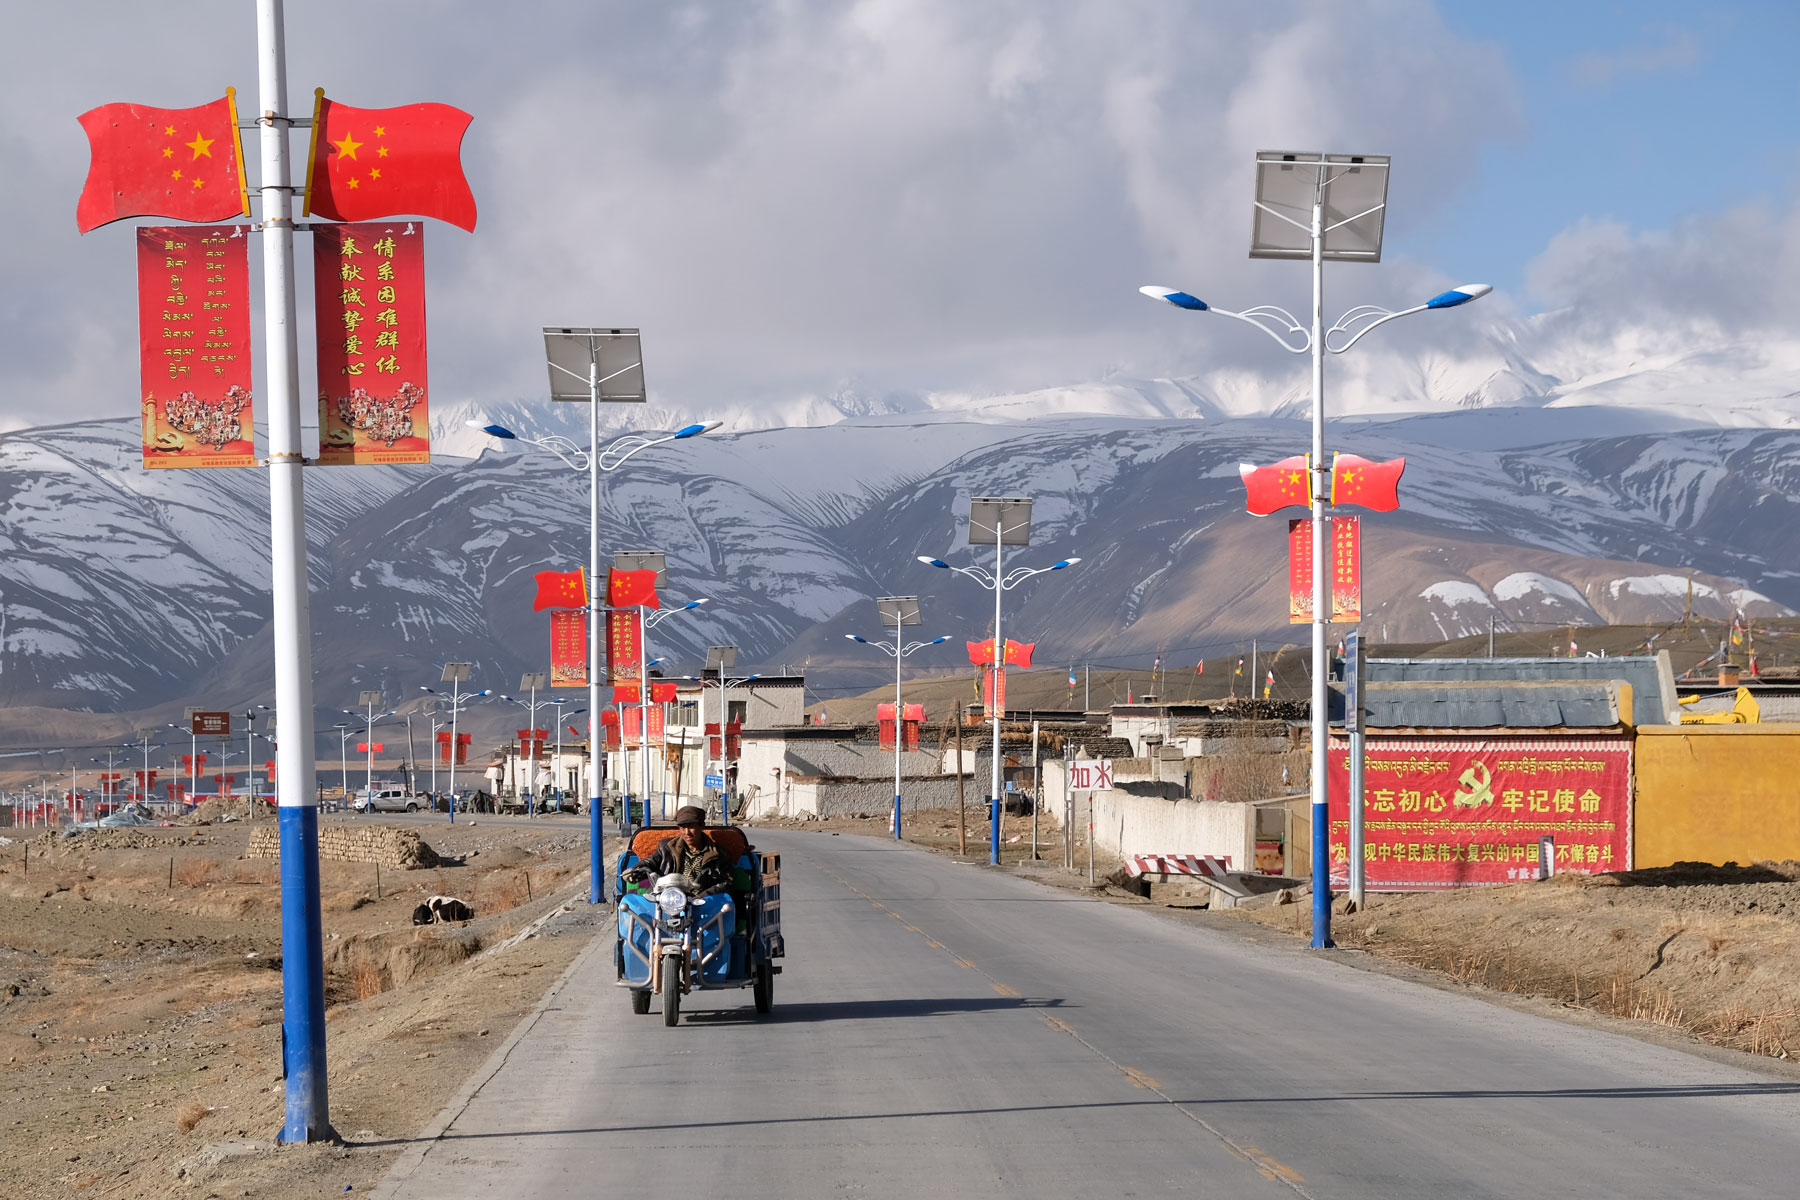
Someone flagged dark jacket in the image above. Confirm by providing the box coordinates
[638,832,736,894]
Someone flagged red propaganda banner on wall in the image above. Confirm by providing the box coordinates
[313,222,430,464]
[550,609,586,687]
[1327,736,1633,890]
[1287,518,1313,624]
[605,610,641,679]
[1332,515,1361,622]
[137,226,255,468]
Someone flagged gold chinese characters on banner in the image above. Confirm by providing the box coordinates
[313,222,430,464]
[136,226,255,468]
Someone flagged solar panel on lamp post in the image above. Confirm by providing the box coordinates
[465,327,720,903]
[919,496,1080,865]
[846,594,946,841]
[1140,150,1490,949]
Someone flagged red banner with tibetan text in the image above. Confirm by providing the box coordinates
[1328,736,1632,890]
[550,609,586,687]
[137,226,255,468]
[313,221,430,464]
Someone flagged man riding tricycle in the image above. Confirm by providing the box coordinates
[614,805,784,1025]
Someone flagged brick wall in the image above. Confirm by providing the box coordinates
[246,824,439,869]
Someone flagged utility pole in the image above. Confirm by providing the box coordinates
[1489,615,1496,659]
[954,704,966,856]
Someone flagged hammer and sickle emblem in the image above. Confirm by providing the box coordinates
[1453,762,1493,809]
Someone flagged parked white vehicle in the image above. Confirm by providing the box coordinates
[353,785,424,813]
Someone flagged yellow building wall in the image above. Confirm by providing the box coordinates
[1634,726,1800,868]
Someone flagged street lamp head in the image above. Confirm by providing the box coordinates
[683,598,709,610]
[1051,557,1081,569]
[1425,283,1493,309]
[1139,285,1209,311]
[465,419,518,440]
[928,636,951,645]
[918,556,950,569]
[673,420,723,440]
[846,634,868,644]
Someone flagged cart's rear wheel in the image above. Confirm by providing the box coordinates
[753,962,773,1014]
[662,955,682,1026]
[631,989,651,1015]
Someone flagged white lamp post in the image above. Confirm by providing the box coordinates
[920,496,1079,865]
[332,723,350,806]
[420,669,488,822]
[691,646,758,827]
[846,594,948,841]
[1140,149,1489,948]
[468,329,718,904]
[639,598,708,824]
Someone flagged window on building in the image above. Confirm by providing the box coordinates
[728,700,748,725]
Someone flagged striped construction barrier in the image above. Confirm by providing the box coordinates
[1125,854,1232,879]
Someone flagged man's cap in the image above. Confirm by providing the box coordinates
[673,805,706,827]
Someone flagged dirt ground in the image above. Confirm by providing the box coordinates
[1226,860,1800,1060]
[0,813,612,1199]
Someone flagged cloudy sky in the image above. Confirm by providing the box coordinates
[3,0,1797,432]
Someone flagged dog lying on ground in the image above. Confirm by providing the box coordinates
[411,895,474,925]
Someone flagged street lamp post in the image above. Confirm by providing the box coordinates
[520,673,545,816]
[332,723,350,805]
[638,591,708,825]
[1140,149,1489,948]
[423,667,486,822]
[468,329,718,904]
[692,647,759,828]
[920,497,1078,865]
[357,691,383,809]
[846,595,948,841]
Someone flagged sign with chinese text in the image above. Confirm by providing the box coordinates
[1288,517,1361,623]
[1069,760,1114,790]
[621,706,664,748]
[1287,518,1313,624]
[137,227,255,468]
[313,222,430,464]
[550,609,586,687]
[1331,515,1361,622]
[981,665,1006,716]
[191,710,231,736]
[605,609,641,679]
[1327,736,1632,890]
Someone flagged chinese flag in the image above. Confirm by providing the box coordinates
[76,92,249,232]
[651,681,678,704]
[533,568,587,611]
[1330,453,1405,511]
[966,638,996,666]
[1238,455,1311,515]
[608,568,660,609]
[303,90,477,232]
[613,683,640,705]
[1004,639,1035,668]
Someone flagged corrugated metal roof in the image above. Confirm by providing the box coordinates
[1364,655,1672,725]
[1354,681,1624,730]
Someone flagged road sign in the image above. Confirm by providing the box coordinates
[1069,759,1113,790]
[192,711,230,736]
[704,773,726,790]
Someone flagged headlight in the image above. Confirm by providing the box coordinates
[658,888,688,916]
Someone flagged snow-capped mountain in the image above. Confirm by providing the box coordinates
[1,398,1795,741]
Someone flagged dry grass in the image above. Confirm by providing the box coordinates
[352,957,385,1002]
[173,858,217,888]
[175,1101,211,1134]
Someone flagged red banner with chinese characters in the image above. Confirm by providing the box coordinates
[877,703,926,750]
[313,221,430,464]
[622,706,665,749]
[1331,515,1361,622]
[981,665,1007,716]
[605,610,641,680]
[517,729,548,759]
[705,722,742,761]
[436,730,471,764]
[1288,518,1313,624]
[137,226,255,468]
[550,609,586,687]
[1327,736,1633,890]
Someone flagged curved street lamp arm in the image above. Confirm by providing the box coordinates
[1323,303,1428,355]
[519,433,591,471]
[597,428,689,473]
[945,563,997,590]
[1211,305,1312,355]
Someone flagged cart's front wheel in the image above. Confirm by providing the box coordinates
[631,989,651,1015]
[662,956,682,1027]
[753,962,773,1014]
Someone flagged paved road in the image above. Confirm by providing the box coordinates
[375,830,1800,1199]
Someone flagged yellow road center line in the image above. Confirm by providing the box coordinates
[991,982,1020,997]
